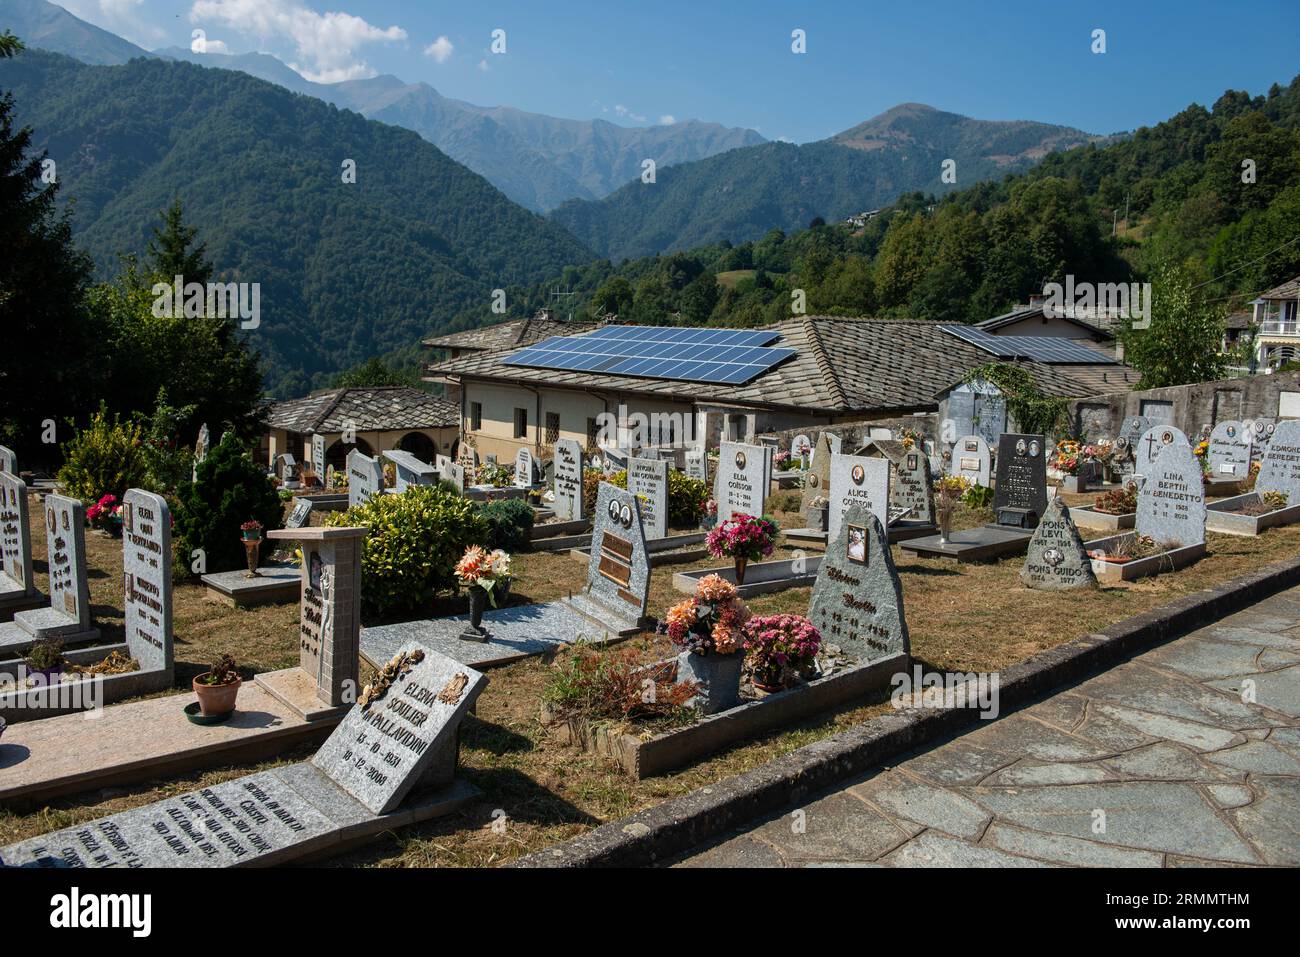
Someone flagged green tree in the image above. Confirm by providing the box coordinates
[1118,264,1229,389]
[0,50,97,461]
[333,357,421,389]
[175,433,283,574]
[147,198,213,285]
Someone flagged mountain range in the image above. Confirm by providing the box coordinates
[550,104,1107,261]
[0,0,765,211]
[0,48,592,397]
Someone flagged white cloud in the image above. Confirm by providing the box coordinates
[197,38,231,54]
[658,114,677,126]
[477,58,489,72]
[423,35,453,63]
[188,0,407,83]
[613,104,647,124]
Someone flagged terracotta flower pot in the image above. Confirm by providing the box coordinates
[193,673,242,716]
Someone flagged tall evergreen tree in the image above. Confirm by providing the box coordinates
[146,198,213,285]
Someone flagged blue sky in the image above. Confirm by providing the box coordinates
[59,0,1300,141]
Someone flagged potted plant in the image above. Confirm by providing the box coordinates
[241,519,263,541]
[665,574,750,713]
[806,495,830,533]
[933,475,971,545]
[455,545,513,640]
[25,637,66,684]
[240,520,263,578]
[705,512,778,585]
[1092,482,1139,516]
[193,653,242,716]
[742,613,822,693]
[86,494,123,537]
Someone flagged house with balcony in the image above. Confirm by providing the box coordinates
[1251,276,1300,369]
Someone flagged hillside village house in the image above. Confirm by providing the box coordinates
[1249,276,1300,369]
[262,386,460,474]
[424,316,1130,463]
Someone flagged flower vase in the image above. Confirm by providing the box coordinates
[242,539,261,579]
[676,649,744,714]
[459,585,491,642]
[733,556,748,585]
[937,502,954,545]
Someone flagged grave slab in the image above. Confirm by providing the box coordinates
[673,555,824,598]
[1206,492,1300,536]
[360,600,623,671]
[899,526,1033,562]
[202,564,301,607]
[1068,505,1136,532]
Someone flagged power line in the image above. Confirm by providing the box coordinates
[1190,232,1300,290]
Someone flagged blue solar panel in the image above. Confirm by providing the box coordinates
[938,324,1116,365]
[503,325,794,385]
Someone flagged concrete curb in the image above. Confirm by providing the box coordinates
[512,553,1300,868]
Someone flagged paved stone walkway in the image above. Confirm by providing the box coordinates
[678,586,1300,867]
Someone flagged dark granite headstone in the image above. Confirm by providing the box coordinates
[992,433,1047,528]
[807,504,909,663]
[1020,497,1097,591]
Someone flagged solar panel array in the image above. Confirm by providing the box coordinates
[938,324,1116,364]
[503,325,796,385]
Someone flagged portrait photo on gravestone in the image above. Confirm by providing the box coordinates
[2,3,1297,914]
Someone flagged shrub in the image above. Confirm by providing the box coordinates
[175,433,283,574]
[329,484,486,616]
[57,404,149,502]
[477,497,534,552]
[960,483,994,508]
[543,645,696,723]
[137,389,197,493]
[582,466,709,527]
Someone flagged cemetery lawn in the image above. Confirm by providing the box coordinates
[4,491,1298,866]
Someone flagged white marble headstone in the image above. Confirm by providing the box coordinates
[514,448,535,488]
[627,456,669,539]
[553,438,585,521]
[714,441,772,521]
[122,489,173,672]
[827,453,890,544]
[0,445,16,474]
[347,449,383,509]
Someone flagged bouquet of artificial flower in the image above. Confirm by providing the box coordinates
[742,614,822,688]
[664,574,751,656]
[455,545,513,606]
[706,512,778,562]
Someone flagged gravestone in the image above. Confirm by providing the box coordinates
[0,445,15,474]
[383,449,438,493]
[443,460,466,495]
[1136,442,1206,548]
[121,490,174,672]
[0,472,35,602]
[714,441,772,521]
[1135,425,1190,477]
[627,456,669,539]
[799,433,834,514]
[260,526,369,720]
[285,497,313,530]
[862,440,933,524]
[791,433,812,466]
[949,381,1008,448]
[1119,415,1153,450]
[347,449,384,509]
[310,433,327,485]
[992,433,1048,529]
[457,444,479,473]
[276,453,299,489]
[1207,420,1253,479]
[553,438,585,522]
[950,435,991,486]
[685,445,707,482]
[1020,497,1097,591]
[565,482,651,633]
[325,464,336,490]
[191,424,209,481]
[312,644,486,814]
[807,504,909,663]
[15,494,97,639]
[514,448,536,488]
[1249,417,1277,462]
[827,454,890,544]
[1255,419,1300,500]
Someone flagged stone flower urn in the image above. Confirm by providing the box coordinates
[676,648,745,714]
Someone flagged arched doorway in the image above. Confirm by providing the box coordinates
[397,431,437,463]
[326,436,373,472]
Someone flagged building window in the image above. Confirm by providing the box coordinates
[586,417,600,451]
[513,407,528,439]
[470,402,482,431]
[545,412,560,445]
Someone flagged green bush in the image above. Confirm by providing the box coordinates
[582,467,708,527]
[329,484,486,616]
[478,497,535,552]
[175,433,283,574]
[57,404,150,502]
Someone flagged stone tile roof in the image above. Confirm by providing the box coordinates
[1259,276,1300,300]
[267,387,459,434]
[1225,311,1254,330]
[1056,364,1142,395]
[425,317,1102,416]
[422,317,596,352]
[976,305,1114,339]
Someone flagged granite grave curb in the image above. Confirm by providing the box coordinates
[512,552,1300,868]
